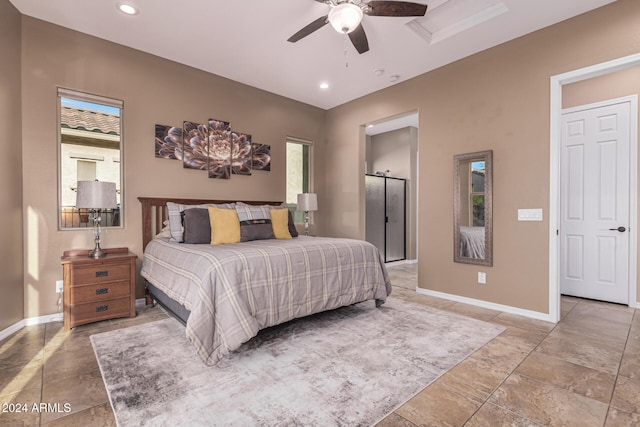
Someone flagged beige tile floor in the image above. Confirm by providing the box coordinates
[0,263,637,426]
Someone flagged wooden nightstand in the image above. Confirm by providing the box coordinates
[61,247,137,331]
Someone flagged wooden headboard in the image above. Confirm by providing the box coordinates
[138,197,283,250]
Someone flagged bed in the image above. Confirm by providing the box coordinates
[138,197,392,365]
[459,226,485,259]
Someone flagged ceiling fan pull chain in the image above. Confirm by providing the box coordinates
[344,36,349,68]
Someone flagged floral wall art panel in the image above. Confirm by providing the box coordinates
[182,121,209,170]
[231,131,252,176]
[251,143,271,171]
[207,119,232,179]
[155,124,183,160]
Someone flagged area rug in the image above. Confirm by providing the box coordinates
[91,297,504,426]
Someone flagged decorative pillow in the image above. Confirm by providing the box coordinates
[208,207,240,245]
[235,202,272,221]
[286,208,299,238]
[271,208,292,240]
[167,201,235,242]
[155,220,172,239]
[235,202,275,242]
[182,208,211,244]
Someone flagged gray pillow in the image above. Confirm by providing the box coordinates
[182,208,211,244]
[287,209,298,238]
[235,202,275,242]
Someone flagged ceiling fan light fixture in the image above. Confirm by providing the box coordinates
[328,3,363,34]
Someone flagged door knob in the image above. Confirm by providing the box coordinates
[608,226,626,232]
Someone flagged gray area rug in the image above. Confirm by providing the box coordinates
[91,297,504,426]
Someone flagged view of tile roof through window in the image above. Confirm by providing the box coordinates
[60,106,120,136]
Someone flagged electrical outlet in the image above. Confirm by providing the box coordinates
[55,280,64,293]
[478,272,486,284]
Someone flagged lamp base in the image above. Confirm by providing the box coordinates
[88,213,106,258]
[88,245,107,258]
[304,211,310,236]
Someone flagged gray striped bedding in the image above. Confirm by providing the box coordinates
[140,236,392,365]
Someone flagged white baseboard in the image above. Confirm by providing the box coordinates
[386,259,417,267]
[415,288,556,323]
[0,320,26,343]
[0,313,63,343]
[1,299,147,342]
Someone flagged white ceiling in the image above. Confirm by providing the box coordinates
[10,0,617,110]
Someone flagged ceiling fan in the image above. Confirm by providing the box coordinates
[287,0,428,54]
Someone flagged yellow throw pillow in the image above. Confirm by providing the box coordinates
[270,208,292,240]
[208,207,240,245]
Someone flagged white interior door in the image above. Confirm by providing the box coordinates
[560,99,631,304]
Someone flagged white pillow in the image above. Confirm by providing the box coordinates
[155,220,172,239]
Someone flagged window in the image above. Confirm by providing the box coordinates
[286,138,312,223]
[58,88,123,229]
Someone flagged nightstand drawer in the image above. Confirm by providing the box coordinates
[71,280,131,305]
[71,263,130,286]
[69,296,131,325]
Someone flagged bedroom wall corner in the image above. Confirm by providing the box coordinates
[0,0,25,331]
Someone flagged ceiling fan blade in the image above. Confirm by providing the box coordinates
[365,1,428,17]
[348,24,369,54]
[287,15,329,43]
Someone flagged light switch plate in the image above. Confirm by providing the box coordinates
[518,208,543,221]
[478,272,486,284]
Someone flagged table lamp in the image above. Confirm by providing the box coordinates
[297,193,318,236]
[76,180,117,258]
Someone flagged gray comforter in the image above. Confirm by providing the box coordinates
[141,236,391,365]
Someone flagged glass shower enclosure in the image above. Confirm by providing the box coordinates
[365,174,406,263]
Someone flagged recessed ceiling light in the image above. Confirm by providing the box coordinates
[319,82,329,90]
[118,3,138,15]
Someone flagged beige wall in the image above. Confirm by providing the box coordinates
[20,17,326,318]
[324,0,640,314]
[563,66,640,306]
[0,0,24,330]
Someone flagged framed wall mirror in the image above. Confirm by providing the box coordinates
[454,150,493,266]
[58,88,124,230]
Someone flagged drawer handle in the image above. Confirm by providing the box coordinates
[96,288,108,295]
[96,305,108,313]
[96,271,108,277]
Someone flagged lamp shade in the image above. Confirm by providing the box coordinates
[297,193,318,212]
[328,3,363,34]
[76,181,117,209]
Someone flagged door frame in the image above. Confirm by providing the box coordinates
[550,53,640,322]
[362,111,419,262]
